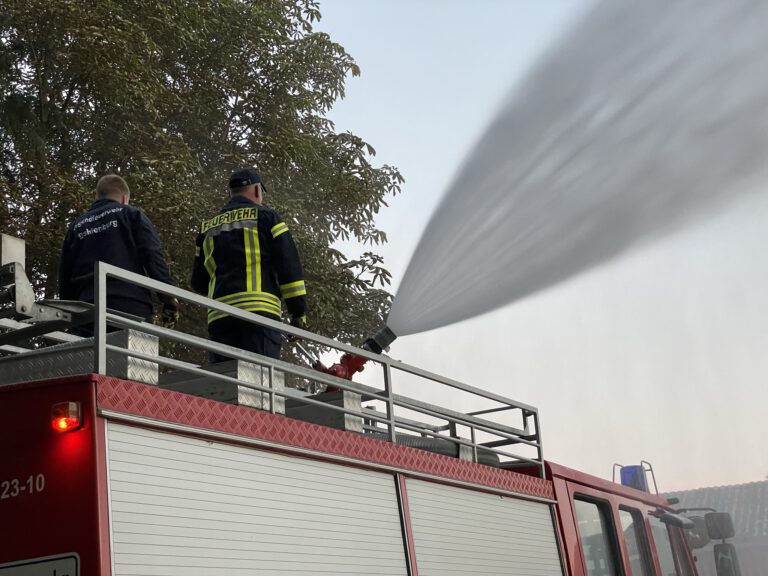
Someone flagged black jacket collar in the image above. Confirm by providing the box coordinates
[223,195,259,210]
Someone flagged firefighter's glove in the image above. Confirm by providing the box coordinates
[160,297,180,329]
[288,314,308,342]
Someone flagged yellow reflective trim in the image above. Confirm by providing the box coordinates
[208,312,227,323]
[279,280,305,290]
[245,304,280,314]
[271,222,288,238]
[203,236,216,298]
[219,294,280,304]
[216,291,280,306]
[212,302,280,316]
[253,228,261,291]
[211,296,282,315]
[244,230,254,292]
[282,288,306,299]
[215,297,282,311]
[280,279,306,299]
[201,207,259,233]
[208,302,282,323]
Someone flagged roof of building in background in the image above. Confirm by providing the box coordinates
[667,480,768,539]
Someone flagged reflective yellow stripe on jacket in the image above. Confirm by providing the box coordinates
[244,228,261,292]
[279,280,306,299]
[271,222,288,238]
[203,236,216,298]
[208,291,282,324]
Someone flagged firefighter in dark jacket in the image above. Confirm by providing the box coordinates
[191,168,307,361]
[58,174,178,328]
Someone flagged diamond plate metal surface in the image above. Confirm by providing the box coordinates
[117,329,159,383]
[0,329,158,386]
[97,375,554,500]
[159,360,285,414]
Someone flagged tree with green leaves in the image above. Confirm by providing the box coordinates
[0,0,402,356]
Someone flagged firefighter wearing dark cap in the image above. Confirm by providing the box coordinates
[191,168,307,361]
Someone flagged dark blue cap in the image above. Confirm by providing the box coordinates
[229,168,265,190]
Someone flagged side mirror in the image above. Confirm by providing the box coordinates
[685,515,711,549]
[706,512,735,540]
[658,510,695,529]
[713,542,741,576]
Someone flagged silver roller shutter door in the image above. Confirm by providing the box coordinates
[405,478,564,576]
[106,422,408,576]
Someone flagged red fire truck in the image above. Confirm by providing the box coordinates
[0,235,740,576]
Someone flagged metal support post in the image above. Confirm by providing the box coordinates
[93,261,107,374]
[383,361,396,443]
[269,365,276,414]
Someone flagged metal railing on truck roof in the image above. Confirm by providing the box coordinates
[0,259,545,476]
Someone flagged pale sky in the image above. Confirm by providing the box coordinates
[317,0,768,491]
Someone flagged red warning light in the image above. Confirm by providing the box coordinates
[51,401,83,432]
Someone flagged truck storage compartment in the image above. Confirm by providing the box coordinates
[106,422,409,576]
[405,478,564,576]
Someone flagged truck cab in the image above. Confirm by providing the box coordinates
[549,461,696,576]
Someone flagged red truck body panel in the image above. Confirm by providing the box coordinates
[1,374,698,576]
[1,377,110,573]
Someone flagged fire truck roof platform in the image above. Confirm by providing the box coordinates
[0,256,545,480]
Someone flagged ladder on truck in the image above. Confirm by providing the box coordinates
[0,234,544,475]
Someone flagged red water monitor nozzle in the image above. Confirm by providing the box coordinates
[313,325,398,384]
